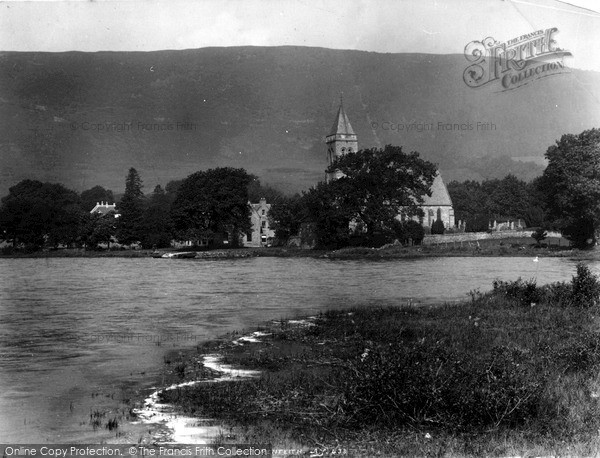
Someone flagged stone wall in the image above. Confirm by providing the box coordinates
[423,230,562,245]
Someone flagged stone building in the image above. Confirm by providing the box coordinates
[326,102,455,229]
[244,197,275,247]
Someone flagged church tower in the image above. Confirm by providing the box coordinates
[325,99,358,183]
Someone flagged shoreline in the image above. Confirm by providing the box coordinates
[129,316,324,448]
[1,242,598,261]
[133,270,600,456]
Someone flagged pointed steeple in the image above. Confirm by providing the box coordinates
[325,97,358,182]
[328,100,356,136]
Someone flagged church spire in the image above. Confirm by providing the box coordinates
[328,100,356,137]
[325,98,358,182]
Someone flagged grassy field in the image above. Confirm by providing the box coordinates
[157,264,600,457]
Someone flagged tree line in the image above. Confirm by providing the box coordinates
[0,127,598,251]
[0,167,277,251]
[447,128,600,248]
[268,128,600,249]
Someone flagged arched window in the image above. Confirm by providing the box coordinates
[341,147,346,153]
[348,147,353,152]
[437,208,442,221]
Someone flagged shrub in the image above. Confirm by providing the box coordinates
[492,265,599,308]
[389,220,425,245]
[405,220,425,245]
[431,219,445,235]
[539,281,573,306]
[571,262,600,307]
[531,228,548,246]
[492,278,541,306]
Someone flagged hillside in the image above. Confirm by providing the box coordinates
[1,46,599,196]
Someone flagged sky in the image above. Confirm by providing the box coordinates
[1,0,600,71]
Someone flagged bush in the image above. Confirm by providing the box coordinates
[572,262,600,307]
[492,278,541,306]
[531,228,548,246]
[431,219,445,235]
[405,220,425,245]
[539,281,573,306]
[492,265,599,308]
[389,220,425,246]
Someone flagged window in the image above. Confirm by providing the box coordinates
[262,209,265,215]
[247,232,252,242]
[261,221,266,228]
[348,148,353,152]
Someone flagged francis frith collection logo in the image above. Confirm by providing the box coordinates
[463,27,571,91]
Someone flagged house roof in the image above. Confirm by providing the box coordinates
[422,173,453,207]
[329,104,356,136]
[90,202,117,215]
[249,198,270,213]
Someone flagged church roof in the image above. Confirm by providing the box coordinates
[422,173,453,207]
[329,104,356,136]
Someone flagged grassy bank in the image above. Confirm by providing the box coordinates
[156,264,600,457]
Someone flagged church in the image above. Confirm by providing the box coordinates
[325,102,455,229]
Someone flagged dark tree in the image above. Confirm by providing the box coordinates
[447,180,488,232]
[165,179,184,199]
[300,181,351,249]
[140,185,173,249]
[524,177,548,228]
[116,168,145,245]
[171,168,253,247]
[541,128,600,248]
[481,175,532,221]
[448,175,543,232]
[327,145,437,238]
[531,228,548,246]
[80,185,115,212]
[404,220,425,245]
[390,220,425,246]
[80,212,118,249]
[268,194,304,242]
[0,180,83,248]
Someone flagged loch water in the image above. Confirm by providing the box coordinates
[0,256,597,443]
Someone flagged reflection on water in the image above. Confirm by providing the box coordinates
[0,256,597,442]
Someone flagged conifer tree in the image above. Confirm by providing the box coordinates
[116,168,145,245]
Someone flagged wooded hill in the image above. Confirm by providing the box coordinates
[1,46,599,196]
